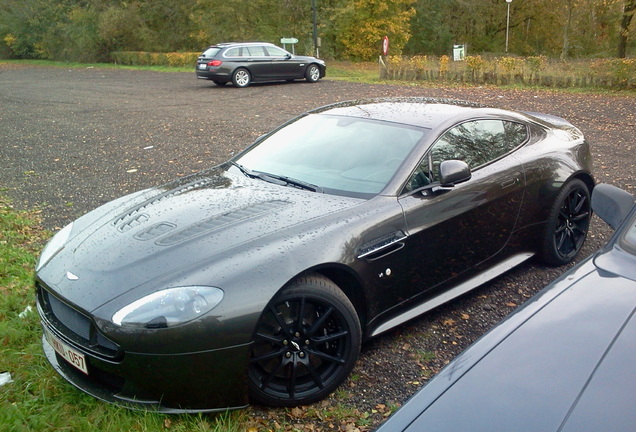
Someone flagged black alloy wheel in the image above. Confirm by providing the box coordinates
[248,275,361,406]
[541,178,591,266]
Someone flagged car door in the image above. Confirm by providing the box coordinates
[242,45,272,80]
[375,120,527,311]
[262,45,302,79]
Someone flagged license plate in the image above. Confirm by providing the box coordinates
[198,64,207,70]
[45,327,88,375]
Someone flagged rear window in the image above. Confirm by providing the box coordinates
[201,47,221,57]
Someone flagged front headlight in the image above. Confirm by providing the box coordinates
[36,222,74,271]
[112,286,224,328]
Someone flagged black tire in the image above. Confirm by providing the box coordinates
[231,68,251,88]
[248,275,361,407]
[540,178,591,266]
[213,80,227,86]
[305,64,321,83]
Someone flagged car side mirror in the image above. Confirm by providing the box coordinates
[439,160,471,187]
[592,183,635,230]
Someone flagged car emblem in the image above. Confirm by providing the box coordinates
[66,271,79,281]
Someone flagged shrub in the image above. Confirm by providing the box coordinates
[112,51,199,67]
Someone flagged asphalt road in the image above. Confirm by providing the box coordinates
[1,64,635,428]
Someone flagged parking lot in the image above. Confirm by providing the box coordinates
[1,64,634,426]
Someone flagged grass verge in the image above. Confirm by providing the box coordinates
[0,195,246,432]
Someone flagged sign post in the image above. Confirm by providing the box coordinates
[280,37,299,54]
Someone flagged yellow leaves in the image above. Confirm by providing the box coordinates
[334,0,417,60]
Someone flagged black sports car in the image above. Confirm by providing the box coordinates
[35,98,594,412]
[195,42,326,87]
[375,183,636,432]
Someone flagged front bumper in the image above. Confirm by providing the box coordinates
[41,329,250,413]
[37,284,251,412]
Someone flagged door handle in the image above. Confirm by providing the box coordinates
[500,178,518,189]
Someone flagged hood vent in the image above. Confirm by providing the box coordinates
[155,200,291,246]
[134,222,177,241]
[112,176,223,230]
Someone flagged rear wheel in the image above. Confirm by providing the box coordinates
[232,68,251,87]
[305,64,321,83]
[248,275,361,406]
[540,179,591,265]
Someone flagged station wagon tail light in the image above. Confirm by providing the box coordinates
[207,60,222,67]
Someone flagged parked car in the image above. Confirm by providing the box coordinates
[36,98,593,412]
[195,42,326,87]
[375,183,636,432]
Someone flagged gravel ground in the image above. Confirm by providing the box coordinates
[1,64,634,430]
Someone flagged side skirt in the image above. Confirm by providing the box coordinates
[370,252,534,337]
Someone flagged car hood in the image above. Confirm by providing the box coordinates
[37,165,363,312]
[379,255,636,432]
[294,55,323,63]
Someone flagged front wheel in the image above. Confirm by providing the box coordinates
[540,178,591,266]
[305,64,321,83]
[248,275,361,407]
[232,68,251,87]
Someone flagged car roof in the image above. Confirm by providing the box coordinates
[210,42,277,49]
[308,97,512,130]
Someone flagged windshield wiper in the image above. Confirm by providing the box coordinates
[231,162,322,192]
[265,173,324,193]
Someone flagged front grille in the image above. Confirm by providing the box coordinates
[37,284,120,359]
[47,293,91,340]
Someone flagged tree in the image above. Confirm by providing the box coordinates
[618,0,636,57]
[324,0,415,60]
[404,0,455,55]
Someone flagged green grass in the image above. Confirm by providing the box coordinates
[0,196,246,432]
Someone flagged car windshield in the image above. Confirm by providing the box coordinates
[235,114,428,197]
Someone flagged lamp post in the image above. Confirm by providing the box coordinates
[312,0,318,57]
[505,0,512,53]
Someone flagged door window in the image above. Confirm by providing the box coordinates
[265,46,291,58]
[405,120,527,191]
[224,47,242,57]
[245,46,267,57]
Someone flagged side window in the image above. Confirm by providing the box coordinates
[245,46,267,57]
[504,121,528,147]
[224,47,241,57]
[430,120,526,178]
[403,119,527,193]
[265,46,290,58]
